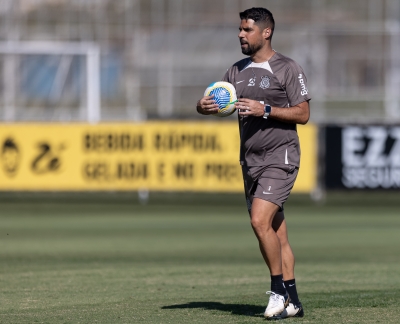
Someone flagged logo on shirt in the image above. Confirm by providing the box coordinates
[298,74,308,96]
[259,75,271,89]
[248,77,256,87]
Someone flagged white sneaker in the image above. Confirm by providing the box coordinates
[263,291,289,318]
[271,302,304,319]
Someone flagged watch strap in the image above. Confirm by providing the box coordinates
[263,104,271,119]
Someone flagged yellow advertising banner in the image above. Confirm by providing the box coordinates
[0,122,316,192]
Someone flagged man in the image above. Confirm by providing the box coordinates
[196,7,310,319]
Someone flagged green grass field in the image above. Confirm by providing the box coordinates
[0,192,399,324]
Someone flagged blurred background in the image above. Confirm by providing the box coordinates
[0,0,399,123]
[0,2,399,322]
[0,0,399,196]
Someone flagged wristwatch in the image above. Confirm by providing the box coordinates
[263,104,271,119]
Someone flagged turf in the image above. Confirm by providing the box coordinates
[0,192,399,323]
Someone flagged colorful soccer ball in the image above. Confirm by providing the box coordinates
[204,81,237,117]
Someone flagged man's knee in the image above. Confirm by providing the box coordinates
[250,213,269,232]
[250,201,278,233]
[279,236,290,248]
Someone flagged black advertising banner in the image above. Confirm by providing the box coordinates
[325,125,400,189]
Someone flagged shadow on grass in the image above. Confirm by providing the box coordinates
[162,302,264,317]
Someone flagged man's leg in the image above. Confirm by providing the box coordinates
[272,211,304,318]
[250,198,282,275]
[250,198,289,318]
[272,212,294,280]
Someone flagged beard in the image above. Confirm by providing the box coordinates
[240,40,263,56]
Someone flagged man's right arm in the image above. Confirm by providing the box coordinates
[196,95,219,115]
[197,67,232,115]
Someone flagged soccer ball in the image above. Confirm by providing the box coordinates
[204,81,237,117]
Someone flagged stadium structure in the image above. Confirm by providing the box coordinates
[0,0,398,123]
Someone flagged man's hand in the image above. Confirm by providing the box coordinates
[235,98,265,117]
[196,95,219,115]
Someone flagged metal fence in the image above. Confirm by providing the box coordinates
[0,0,399,123]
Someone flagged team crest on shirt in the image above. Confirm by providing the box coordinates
[259,76,270,89]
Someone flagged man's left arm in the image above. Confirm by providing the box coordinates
[235,99,310,125]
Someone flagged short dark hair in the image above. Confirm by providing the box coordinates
[239,7,275,38]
